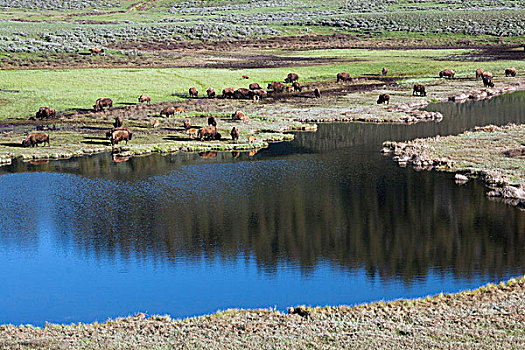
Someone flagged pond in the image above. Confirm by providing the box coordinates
[1,92,525,326]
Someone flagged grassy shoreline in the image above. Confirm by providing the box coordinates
[2,276,524,349]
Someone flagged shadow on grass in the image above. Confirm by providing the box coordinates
[0,142,24,148]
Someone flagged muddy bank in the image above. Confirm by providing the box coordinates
[382,124,525,208]
[1,276,524,349]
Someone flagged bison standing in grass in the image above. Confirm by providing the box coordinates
[198,125,220,141]
[314,88,321,98]
[208,116,218,127]
[206,88,216,98]
[222,87,235,98]
[439,69,455,79]
[94,98,113,112]
[232,111,248,120]
[110,129,132,146]
[483,76,494,87]
[183,119,191,130]
[249,83,261,90]
[382,67,388,76]
[285,73,299,83]
[292,82,302,92]
[505,67,517,77]
[234,88,251,99]
[482,71,493,79]
[160,106,175,117]
[231,127,239,141]
[189,87,198,98]
[138,94,150,104]
[336,72,352,83]
[267,81,285,93]
[476,68,484,80]
[413,84,426,96]
[113,116,123,128]
[35,106,56,120]
[22,132,50,147]
[377,93,390,104]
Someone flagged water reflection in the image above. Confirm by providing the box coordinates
[0,92,524,325]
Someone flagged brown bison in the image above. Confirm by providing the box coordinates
[249,82,261,90]
[284,73,299,83]
[267,81,285,93]
[175,107,186,114]
[110,129,132,146]
[505,67,517,77]
[35,106,56,120]
[183,118,191,130]
[22,132,49,147]
[89,48,104,55]
[105,126,130,139]
[439,69,455,78]
[412,84,426,96]
[232,111,248,120]
[233,88,252,99]
[160,106,175,117]
[206,88,216,98]
[113,116,123,128]
[198,125,219,141]
[222,87,235,98]
[482,71,493,79]
[382,67,388,76]
[138,94,150,104]
[94,98,113,112]
[377,93,390,104]
[231,127,239,141]
[314,88,321,98]
[475,68,484,80]
[292,82,302,92]
[208,116,218,127]
[189,87,198,98]
[199,151,218,159]
[251,89,267,99]
[336,72,352,83]
[242,75,249,79]
[483,76,494,88]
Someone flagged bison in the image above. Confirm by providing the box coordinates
[483,76,494,88]
[284,73,299,83]
[198,125,218,141]
[267,81,285,93]
[89,48,104,55]
[292,82,302,92]
[189,87,198,98]
[475,68,484,80]
[439,69,455,79]
[232,111,248,120]
[110,129,132,146]
[336,72,352,83]
[94,98,113,112]
[105,126,130,140]
[251,89,267,99]
[286,86,294,93]
[231,127,239,141]
[242,75,249,79]
[482,71,493,79]
[412,84,426,96]
[208,116,218,127]
[186,128,198,138]
[505,67,517,77]
[382,67,388,76]
[183,118,191,130]
[222,87,235,98]
[175,107,186,114]
[35,106,56,120]
[138,94,150,104]
[153,120,160,128]
[22,132,49,147]
[206,88,216,98]
[160,106,175,117]
[113,116,123,128]
[233,88,251,99]
[377,93,390,104]
[314,88,321,98]
[249,82,261,90]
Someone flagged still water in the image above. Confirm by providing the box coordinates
[1,93,525,325]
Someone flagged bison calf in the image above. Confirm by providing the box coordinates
[22,132,50,147]
[377,93,390,104]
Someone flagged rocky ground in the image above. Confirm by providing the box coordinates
[1,276,524,349]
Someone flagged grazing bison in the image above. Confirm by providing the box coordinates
[439,69,455,78]
[336,72,352,83]
[412,84,426,96]
[160,106,175,117]
[105,126,130,139]
[377,93,390,104]
[483,76,494,88]
[138,94,150,104]
[482,71,493,79]
[208,116,218,127]
[35,106,56,120]
[292,82,302,92]
[232,111,248,120]
[198,125,218,141]
[251,89,267,99]
[505,67,517,77]
[110,129,132,146]
[476,68,484,80]
[285,73,299,83]
[267,81,285,93]
[233,88,251,99]
[189,87,198,98]
[183,118,191,130]
[249,82,261,90]
[206,88,216,98]
[222,87,235,98]
[22,132,49,147]
[242,75,249,79]
[231,127,239,141]
[113,116,123,128]
[89,48,104,55]
[314,88,321,98]
[175,107,186,114]
[94,98,113,111]
[382,67,388,76]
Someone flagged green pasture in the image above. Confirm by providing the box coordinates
[1,48,525,119]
